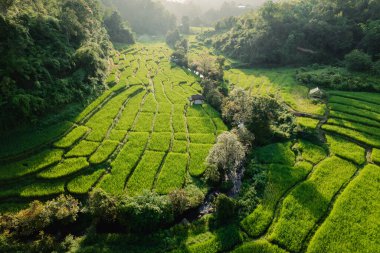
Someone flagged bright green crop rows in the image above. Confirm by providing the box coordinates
[307,164,380,253]
[326,134,366,165]
[268,156,357,252]
[327,118,380,137]
[54,126,89,148]
[372,149,380,164]
[329,103,380,122]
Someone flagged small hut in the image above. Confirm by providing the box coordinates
[189,94,205,105]
[309,87,324,99]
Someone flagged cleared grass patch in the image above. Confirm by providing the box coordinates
[67,169,105,194]
[126,151,165,196]
[54,126,89,148]
[326,134,366,165]
[155,153,188,194]
[241,162,313,237]
[0,149,64,180]
[322,124,380,148]
[307,164,380,253]
[189,133,216,144]
[65,140,99,158]
[89,140,119,164]
[268,156,357,252]
[187,117,216,134]
[189,143,213,176]
[148,132,172,152]
[38,158,89,179]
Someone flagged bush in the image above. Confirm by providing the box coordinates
[88,189,118,223]
[215,194,236,225]
[0,195,80,237]
[373,60,380,75]
[345,50,373,72]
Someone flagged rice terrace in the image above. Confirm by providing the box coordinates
[0,0,379,252]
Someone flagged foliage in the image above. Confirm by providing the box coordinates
[293,140,327,164]
[209,0,380,65]
[206,132,246,183]
[0,195,79,237]
[0,0,112,128]
[117,191,174,233]
[345,50,373,72]
[307,164,380,253]
[88,188,118,222]
[104,11,134,44]
[233,240,287,253]
[215,194,236,225]
[255,142,295,166]
[166,29,181,48]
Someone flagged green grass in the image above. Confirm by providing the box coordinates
[329,103,380,122]
[189,144,213,176]
[100,139,147,195]
[155,153,188,194]
[329,95,379,113]
[293,140,327,164]
[327,118,380,137]
[154,113,171,132]
[297,117,319,130]
[0,149,64,180]
[173,115,187,132]
[268,156,357,252]
[89,140,119,164]
[38,158,89,179]
[148,132,172,152]
[141,92,157,113]
[307,164,380,253]
[241,162,313,237]
[127,132,150,150]
[65,140,99,158]
[126,151,165,196]
[212,118,228,131]
[232,240,287,253]
[189,134,216,144]
[326,134,366,165]
[330,110,380,128]
[173,104,185,115]
[322,124,380,148]
[187,105,208,117]
[54,126,89,148]
[67,169,105,194]
[172,140,188,153]
[115,92,144,131]
[328,91,380,106]
[372,149,380,164]
[158,102,172,114]
[20,181,65,197]
[255,142,295,166]
[225,68,325,115]
[175,132,188,141]
[133,112,155,132]
[187,117,216,134]
[108,129,127,142]
[0,121,72,159]
[202,104,220,118]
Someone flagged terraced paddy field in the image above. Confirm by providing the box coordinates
[0,43,227,209]
[238,91,380,253]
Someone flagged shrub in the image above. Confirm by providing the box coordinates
[117,191,174,233]
[88,189,118,222]
[215,194,236,225]
[345,50,372,72]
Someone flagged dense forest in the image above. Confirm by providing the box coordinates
[208,0,380,65]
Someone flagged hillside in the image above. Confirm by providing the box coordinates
[0,0,379,252]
